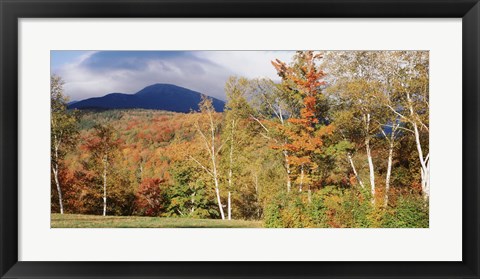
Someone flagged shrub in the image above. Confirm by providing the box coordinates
[306,191,328,227]
[264,192,315,228]
[382,195,429,228]
[280,194,313,228]
[307,186,374,228]
[165,163,219,219]
[264,202,284,228]
[134,178,165,216]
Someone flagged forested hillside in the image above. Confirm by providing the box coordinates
[51,51,429,228]
[68,83,226,112]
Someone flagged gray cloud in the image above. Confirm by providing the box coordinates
[54,51,295,102]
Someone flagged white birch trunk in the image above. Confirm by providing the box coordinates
[253,173,261,219]
[407,92,429,201]
[52,164,64,214]
[176,209,184,216]
[364,113,375,203]
[191,120,225,220]
[209,116,225,220]
[228,191,232,220]
[252,113,291,193]
[384,142,394,207]
[214,185,225,220]
[253,173,259,195]
[212,157,225,219]
[424,159,430,200]
[191,192,196,214]
[347,153,364,189]
[414,122,429,201]
[52,133,63,214]
[383,123,398,208]
[52,122,65,214]
[227,120,235,220]
[277,107,292,193]
[52,137,64,214]
[283,150,292,192]
[102,154,107,216]
[366,140,375,203]
[299,164,304,192]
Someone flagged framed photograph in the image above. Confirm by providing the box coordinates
[1,0,479,278]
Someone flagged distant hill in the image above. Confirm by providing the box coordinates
[68,84,225,112]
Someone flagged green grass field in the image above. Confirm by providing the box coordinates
[51,214,263,228]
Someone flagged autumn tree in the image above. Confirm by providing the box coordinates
[378,118,400,207]
[166,161,218,218]
[84,124,120,216]
[324,51,392,204]
[331,109,365,188]
[51,74,78,214]
[134,178,165,216]
[271,51,334,197]
[249,78,296,192]
[222,76,255,219]
[190,96,226,219]
[386,51,429,201]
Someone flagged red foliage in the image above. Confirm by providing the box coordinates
[134,178,165,216]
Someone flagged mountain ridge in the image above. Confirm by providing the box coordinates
[68,83,225,112]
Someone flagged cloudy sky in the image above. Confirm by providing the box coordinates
[51,50,296,102]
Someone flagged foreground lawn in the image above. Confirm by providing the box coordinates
[51,214,263,228]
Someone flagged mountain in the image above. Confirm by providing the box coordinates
[68,84,225,112]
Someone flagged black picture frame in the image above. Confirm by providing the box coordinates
[1,0,479,278]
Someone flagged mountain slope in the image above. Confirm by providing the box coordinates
[68,84,225,112]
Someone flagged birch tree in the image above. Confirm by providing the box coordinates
[270,51,334,197]
[378,121,400,207]
[387,51,430,200]
[85,124,119,216]
[190,95,226,220]
[327,78,383,203]
[249,78,296,192]
[223,76,254,220]
[51,74,77,214]
[333,110,365,189]
[324,51,389,204]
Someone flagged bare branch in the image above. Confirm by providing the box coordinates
[189,155,214,177]
[415,115,430,132]
[260,132,277,143]
[216,142,225,155]
[194,120,213,157]
[250,115,270,133]
[382,123,414,134]
[386,104,410,121]
[378,125,388,140]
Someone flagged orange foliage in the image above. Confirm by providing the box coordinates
[270,51,335,183]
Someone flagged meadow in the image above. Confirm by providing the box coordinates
[51,214,262,228]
